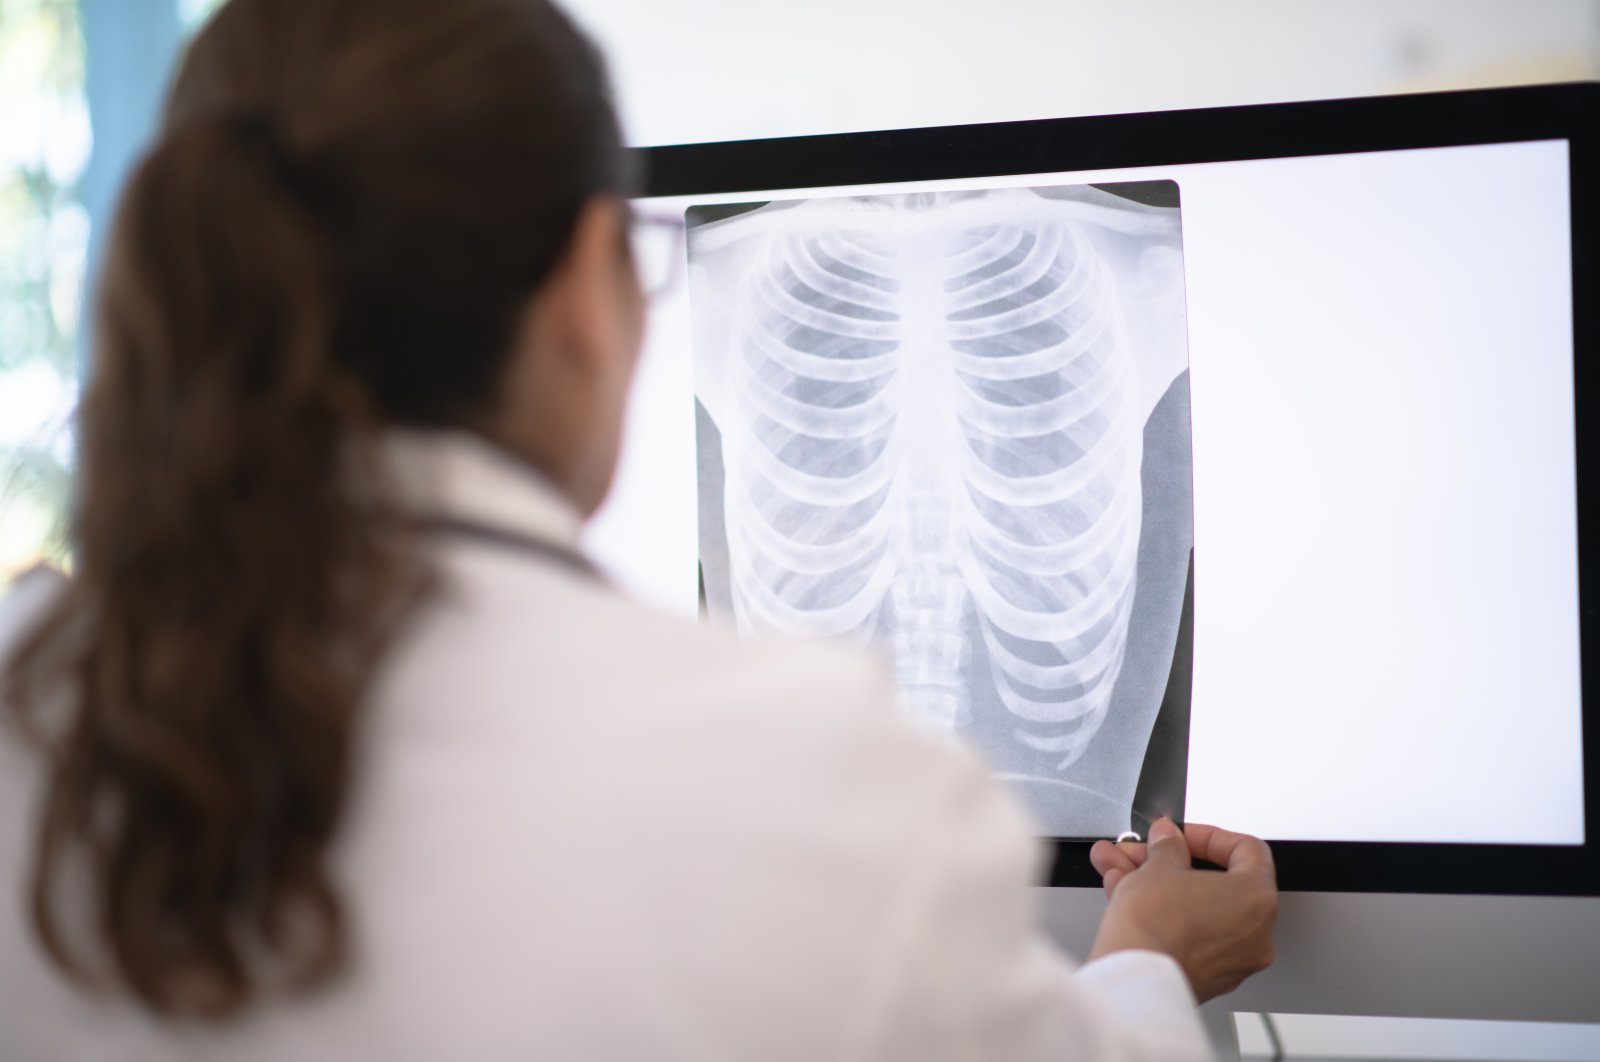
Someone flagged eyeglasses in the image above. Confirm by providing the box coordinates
[627,207,686,299]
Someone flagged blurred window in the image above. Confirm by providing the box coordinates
[0,0,215,585]
[0,0,89,581]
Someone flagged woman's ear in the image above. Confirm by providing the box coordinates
[487,193,645,514]
[538,193,642,386]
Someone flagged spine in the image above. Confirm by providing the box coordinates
[889,493,970,730]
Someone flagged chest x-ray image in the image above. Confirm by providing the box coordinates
[688,183,1194,839]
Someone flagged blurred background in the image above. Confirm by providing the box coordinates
[1,1,1598,1055]
[4,0,1599,582]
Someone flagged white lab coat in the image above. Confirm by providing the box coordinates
[0,431,1210,1061]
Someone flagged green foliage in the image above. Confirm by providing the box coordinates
[0,0,86,581]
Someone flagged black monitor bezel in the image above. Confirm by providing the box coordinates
[632,82,1600,896]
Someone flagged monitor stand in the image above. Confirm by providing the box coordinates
[1039,888,1600,1023]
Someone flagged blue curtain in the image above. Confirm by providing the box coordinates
[77,0,182,372]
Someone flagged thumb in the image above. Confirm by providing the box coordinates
[1145,818,1192,868]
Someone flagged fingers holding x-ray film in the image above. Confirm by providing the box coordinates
[689,184,1194,837]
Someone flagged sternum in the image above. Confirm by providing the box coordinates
[893,230,962,498]
[887,230,971,730]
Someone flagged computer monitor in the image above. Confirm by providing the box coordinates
[593,83,1600,1018]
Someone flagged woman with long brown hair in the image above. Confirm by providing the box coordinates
[0,0,1275,1057]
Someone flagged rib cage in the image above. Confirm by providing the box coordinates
[716,191,1144,768]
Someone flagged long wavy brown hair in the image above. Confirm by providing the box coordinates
[2,0,625,1019]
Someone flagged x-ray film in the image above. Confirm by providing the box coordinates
[687,183,1194,838]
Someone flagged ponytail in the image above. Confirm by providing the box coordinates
[5,109,422,1016]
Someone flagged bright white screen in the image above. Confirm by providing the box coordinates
[588,139,1585,846]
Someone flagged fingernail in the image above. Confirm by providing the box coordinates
[1149,817,1181,842]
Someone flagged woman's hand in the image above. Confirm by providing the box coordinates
[1087,818,1279,1003]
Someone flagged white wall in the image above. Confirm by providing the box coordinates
[567,0,1600,147]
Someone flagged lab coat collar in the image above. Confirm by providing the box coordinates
[380,429,585,550]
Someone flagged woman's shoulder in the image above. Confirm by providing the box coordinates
[398,552,901,730]
[549,584,913,751]
[551,595,1011,841]
[380,564,976,806]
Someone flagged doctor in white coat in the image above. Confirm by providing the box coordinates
[0,0,1277,1058]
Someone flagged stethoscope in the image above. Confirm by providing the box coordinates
[416,515,603,583]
